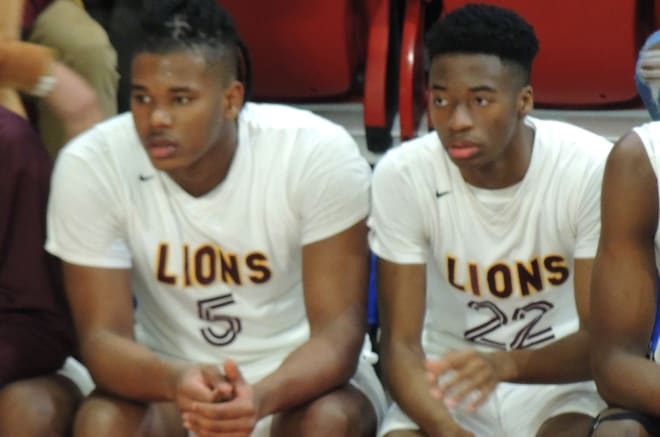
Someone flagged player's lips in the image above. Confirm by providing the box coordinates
[447,141,479,160]
[146,136,177,159]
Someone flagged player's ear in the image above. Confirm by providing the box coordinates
[223,79,245,120]
[517,84,533,118]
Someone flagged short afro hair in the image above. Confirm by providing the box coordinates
[136,0,252,99]
[426,3,539,84]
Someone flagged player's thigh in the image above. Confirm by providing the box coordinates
[74,391,186,437]
[0,374,82,437]
[271,384,377,437]
[590,408,655,437]
[500,380,604,436]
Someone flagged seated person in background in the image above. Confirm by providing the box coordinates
[0,109,86,437]
[637,30,660,121]
[0,36,101,437]
[588,92,660,436]
[46,0,386,436]
[23,0,118,156]
[369,4,612,437]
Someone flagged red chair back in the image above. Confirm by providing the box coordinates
[218,1,365,100]
[441,0,640,106]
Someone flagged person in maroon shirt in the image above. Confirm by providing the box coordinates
[0,106,82,436]
[0,36,103,436]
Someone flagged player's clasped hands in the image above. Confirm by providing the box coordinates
[174,360,259,437]
[425,349,503,413]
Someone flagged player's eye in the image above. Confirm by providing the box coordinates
[432,96,448,107]
[174,95,191,105]
[474,96,490,106]
[132,94,151,104]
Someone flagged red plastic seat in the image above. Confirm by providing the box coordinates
[398,0,426,141]
[219,0,399,151]
[441,0,641,107]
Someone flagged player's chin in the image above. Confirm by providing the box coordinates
[147,156,186,172]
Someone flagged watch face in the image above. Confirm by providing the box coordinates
[32,74,58,97]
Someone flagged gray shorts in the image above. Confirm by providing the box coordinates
[379,380,605,437]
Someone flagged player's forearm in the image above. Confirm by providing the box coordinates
[594,348,660,416]
[501,329,591,383]
[81,329,184,402]
[253,306,365,418]
[382,340,456,435]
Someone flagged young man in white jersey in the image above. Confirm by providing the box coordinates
[368,4,611,437]
[588,113,660,434]
[45,0,385,435]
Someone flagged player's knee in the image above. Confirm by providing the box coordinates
[296,397,353,437]
[591,419,650,437]
[74,397,129,437]
[0,379,75,437]
[536,412,594,437]
[273,395,359,437]
[74,395,162,437]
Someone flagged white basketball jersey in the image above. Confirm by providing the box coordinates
[369,117,611,357]
[46,103,371,381]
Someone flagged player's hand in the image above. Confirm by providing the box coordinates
[182,359,258,437]
[425,349,507,412]
[173,363,234,411]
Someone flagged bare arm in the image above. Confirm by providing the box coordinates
[62,263,186,401]
[378,258,468,436]
[590,131,660,414]
[0,41,104,141]
[252,220,370,417]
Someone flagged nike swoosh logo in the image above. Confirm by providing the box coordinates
[139,174,154,181]
[436,190,450,198]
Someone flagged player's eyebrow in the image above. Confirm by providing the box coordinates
[431,84,497,93]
